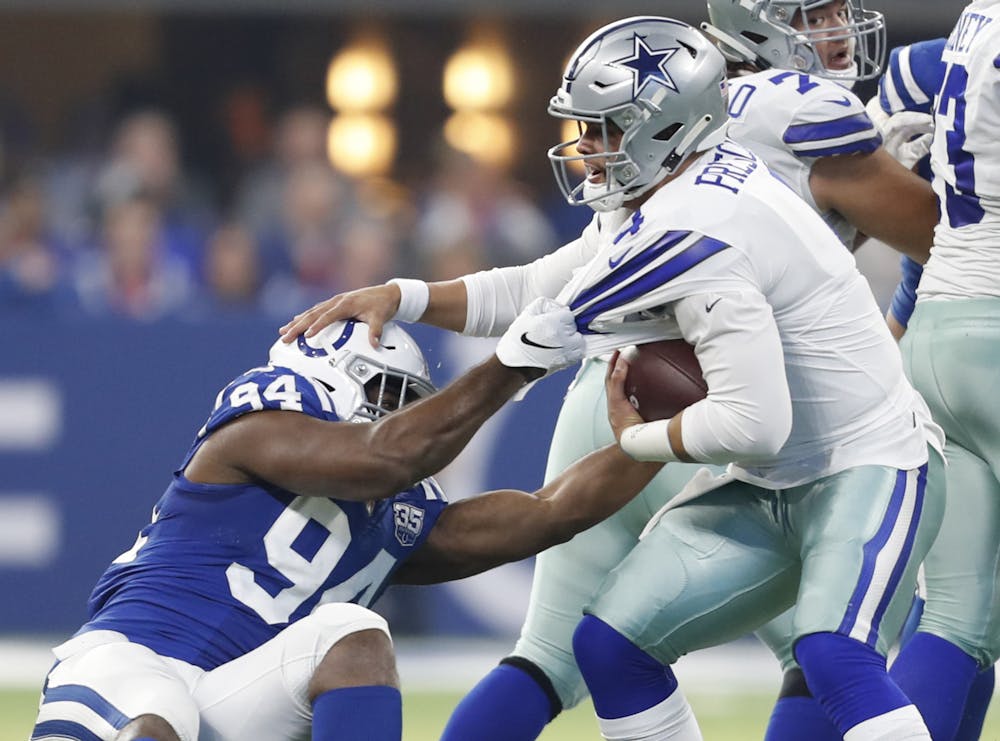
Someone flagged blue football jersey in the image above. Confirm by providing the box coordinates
[80,365,447,670]
[878,38,947,116]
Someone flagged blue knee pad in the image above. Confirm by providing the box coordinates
[572,615,676,719]
[891,631,979,741]
[440,659,558,741]
[795,632,909,733]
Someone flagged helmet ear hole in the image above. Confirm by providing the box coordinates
[654,123,683,142]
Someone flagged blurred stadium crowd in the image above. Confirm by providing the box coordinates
[0,101,575,323]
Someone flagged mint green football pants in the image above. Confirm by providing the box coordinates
[901,298,1000,668]
[511,357,943,708]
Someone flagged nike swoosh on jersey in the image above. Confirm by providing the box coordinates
[608,247,633,268]
[825,95,854,107]
[705,297,723,312]
[520,332,561,349]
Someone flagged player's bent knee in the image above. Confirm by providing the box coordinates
[284,602,391,670]
[293,604,396,698]
[310,628,398,699]
[306,603,391,642]
[116,713,182,741]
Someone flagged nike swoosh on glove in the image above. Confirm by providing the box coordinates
[495,297,585,377]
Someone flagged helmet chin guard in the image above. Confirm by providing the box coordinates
[548,17,730,211]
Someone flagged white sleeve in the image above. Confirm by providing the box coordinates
[461,232,598,337]
[674,289,792,463]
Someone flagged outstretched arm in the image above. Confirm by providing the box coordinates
[189,299,585,502]
[279,279,470,347]
[279,233,596,346]
[394,354,663,584]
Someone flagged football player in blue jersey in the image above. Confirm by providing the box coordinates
[867,11,1000,739]
[28,307,679,741]
[280,4,944,740]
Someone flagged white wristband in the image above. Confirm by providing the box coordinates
[387,278,430,323]
[619,420,679,463]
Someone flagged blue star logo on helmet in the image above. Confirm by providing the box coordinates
[611,35,680,97]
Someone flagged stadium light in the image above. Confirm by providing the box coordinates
[326,37,398,113]
[327,113,397,177]
[443,111,515,170]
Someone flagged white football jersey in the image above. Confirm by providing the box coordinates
[556,139,932,488]
[726,70,881,248]
[919,0,1000,301]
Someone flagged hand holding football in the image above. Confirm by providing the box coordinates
[622,340,708,422]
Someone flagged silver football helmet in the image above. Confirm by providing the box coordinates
[268,320,435,422]
[548,17,729,212]
[702,0,885,85]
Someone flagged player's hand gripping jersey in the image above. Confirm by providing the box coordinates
[80,365,446,671]
[555,139,936,488]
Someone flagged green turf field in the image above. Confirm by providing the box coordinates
[6,686,1000,740]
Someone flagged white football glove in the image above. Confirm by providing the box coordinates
[496,297,585,377]
[866,96,934,170]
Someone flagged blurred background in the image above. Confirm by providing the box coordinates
[0,0,964,732]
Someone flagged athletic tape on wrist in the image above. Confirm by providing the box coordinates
[387,278,430,323]
[619,420,679,463]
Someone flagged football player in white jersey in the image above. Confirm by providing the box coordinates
[866,6,1000,739]
[29,313,682,741]
[280,4,940,741]
[538,17,942,740]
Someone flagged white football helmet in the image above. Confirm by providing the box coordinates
[548,17,729,212]
[268,320,435,422]
[702,0,885,85]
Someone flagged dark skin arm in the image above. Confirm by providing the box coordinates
[184,356,538,502]
[393,353,664,584]
[809,147,938,264]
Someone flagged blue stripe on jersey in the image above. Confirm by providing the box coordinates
[572,229,691,310]
[32,720,105,741]
[783,113,876,148]
[837,466,925,647]
[42,684,130,728]
[879,39,946,115]
[572,235,730,333]
[793,138,882,158]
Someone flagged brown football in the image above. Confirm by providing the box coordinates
[623,339,708,422]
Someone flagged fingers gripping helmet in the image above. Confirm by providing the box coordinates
[548,16,729,212]
[702,0,885,85]
[268,320,436,422]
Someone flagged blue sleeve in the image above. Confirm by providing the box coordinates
[889,255,924,328]
[879,39,947,115]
